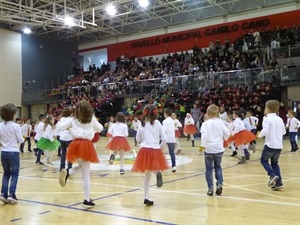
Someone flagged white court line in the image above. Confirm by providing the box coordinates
[153,189,300,207]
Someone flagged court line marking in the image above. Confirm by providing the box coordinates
[18,198,177,225]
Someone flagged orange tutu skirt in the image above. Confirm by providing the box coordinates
[132,147,169,172]
[175,130,181,137]
[227,130,256,146]
[183,124,197,135]
[67,139,99,163]
[105,136,131,152]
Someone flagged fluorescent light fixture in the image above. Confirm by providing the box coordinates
[23,28,31,34]
[64,16,76,27]
[138,0,149,8]
[106,4,116,16]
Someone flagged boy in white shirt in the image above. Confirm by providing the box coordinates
[131,116,141,147]
[200,105,230,196]
[246,111,259,153]
[258,100,286,190]
[163,108,177,172]
[20,118,32,153]
[286,110,300,152]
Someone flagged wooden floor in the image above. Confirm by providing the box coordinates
[0,137,299,225]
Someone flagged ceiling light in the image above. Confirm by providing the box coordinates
[106,4,116,16]
[64,16,76,27]
[138,0,149,8]
[23,28,31,34]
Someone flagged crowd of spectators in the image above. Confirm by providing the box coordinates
[46,25,299,122]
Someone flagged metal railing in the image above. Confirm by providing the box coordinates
[22,66,300,104]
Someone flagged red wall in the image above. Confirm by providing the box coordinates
[79,10,300,62]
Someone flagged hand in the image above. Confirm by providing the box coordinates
[199,146,205,152]
[256,131,261,138]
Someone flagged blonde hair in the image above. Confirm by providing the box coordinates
[265,100,279,113]
[207,104,219,118]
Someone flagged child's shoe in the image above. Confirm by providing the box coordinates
[7,194,18,204]
[231,151,237,157]
[0,193,9,204]
[82,199,95,209]
[238,156,247,164]
[207,189,213,196]
[109,154,115,165]
[144,199,154,206]
[59,169,69,187]
[268,175,279,187]
[120,169,125,175]
[215,186,223,195]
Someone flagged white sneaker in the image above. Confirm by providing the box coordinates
[171,167,176,172]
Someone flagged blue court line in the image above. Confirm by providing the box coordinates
[39,210,51,214]
[10,218,22,222]
[19,198,176,225]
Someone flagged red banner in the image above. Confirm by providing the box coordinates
[79,10,300,61]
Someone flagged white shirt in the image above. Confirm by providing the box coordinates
[0,121,24,152]
[243,119,252,131]
[56,117,73,141]
[163,117,176,143]
[184,117,195,126]
[58,116,103,141]
[132,120,141,131]
[108,122,128,137]
[244,116,259,130]
[136,120,167,149]
[200,118,230,153]
[219,111,227,121]
[174,119,182,131]
[286,117,300,132]
[34,121,45,141]
[259,113,286,149]
[21,123,32,137]
[231,118,246,135]
[42,124,56,142]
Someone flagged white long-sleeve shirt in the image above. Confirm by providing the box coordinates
[34,121,44,141]
[58,116,103,141]
[259,113,286,149]
[56,117,73,141]
[200,118,230,154]
[108,122,128,137]
[21,123,32,137]
[136,120,167,149]
[231,118,246,135]
[184,117,195,126]
[163,117,176,143]
[42,124,56,142]
[286,117,300,132]
[244,116,259,130]
[174,119,182,131]
[0,121,24,152]
[132,120,141,131]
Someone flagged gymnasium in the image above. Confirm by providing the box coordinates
[0,0,299,224]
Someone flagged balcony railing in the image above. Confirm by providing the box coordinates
[22,66,300,105]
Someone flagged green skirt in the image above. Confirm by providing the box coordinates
[37,137,61,151]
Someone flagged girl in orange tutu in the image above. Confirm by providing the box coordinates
[184,113,197,147]
[106,112,131,175]
[57,100,103,209]
[228,110,256,164]
[131,104,168,206]
[172,113,183,154]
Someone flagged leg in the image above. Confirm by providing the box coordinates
[190,135,195,147]
[214,153,224,195]
[270,149,282,184]
[19,141,25,153]
[36,149,43,163]
[204,152,214,195]
[27,137,32,152]
[260,145,279,186]
[1,152,10,195]
[8,152,20,195]
[109,151,117,165]
[144,171,153,206]
[237,145,246,164]
[119,150,125,175]
[60,140,67,170]
[167,143,176,171]
[77,159,91,201]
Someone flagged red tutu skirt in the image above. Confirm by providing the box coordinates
[175,130,181,137]
[183,124,197,135]
[105,136,131,152]
[227,130,256,146]
[67,139,99,163]
[132,147,169,172]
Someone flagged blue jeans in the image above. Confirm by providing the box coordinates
[289,132,298,149]
[1,151,20,194]
[260,145,282,185]
[167,143,176,167]
[60,140,72,171]
[204,152,223,189]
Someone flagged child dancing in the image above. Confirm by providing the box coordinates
[58,100,103,208]
[131,104,168,206]
[106,112,132,175]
